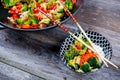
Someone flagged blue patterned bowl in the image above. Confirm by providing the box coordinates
[60,31,112,72]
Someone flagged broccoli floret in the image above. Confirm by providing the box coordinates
[40,18,51,25]
[65,51,75,61]
[79,47,87,55]
[2,0,20,8]
[54,13,64,20]
[16,18,24,24]
[55,7,64,13]
[29,16,39,25]
[80,62,91,73]
[22,3,28,12]
[88,57,101,69]
[65,0,73,10]
[65,45,80,61]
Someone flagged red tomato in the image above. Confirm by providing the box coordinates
[16,4,22,9]
[33,8,39,13]
[49,3,57,10]
[31,24,39,29]
[62,0,66,2]
[9,9,21,14]
[12,14,19,19]
[24,16,29,21]
[72,0,76,5]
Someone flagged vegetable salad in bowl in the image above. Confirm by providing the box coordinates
[60,31,112,73]
[1,0,76,29]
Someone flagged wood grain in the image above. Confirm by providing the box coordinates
[0,0,120,80]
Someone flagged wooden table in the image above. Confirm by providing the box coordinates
[0,0,120,80]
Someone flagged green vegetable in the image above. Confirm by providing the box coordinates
[16,18,24,24]
[54,13,64,20]
[74,63,80,70]
[40,18,51,25]
[1,0,20,8]
[65,0,73,10]
[80,62,91,72]
[67,57,80,70]
[55,7,64,13]
[23,20,31,25]
[83,38,90,46]
[65,51,75,61]
[22,3,28,12]
[29,16,39,25]
[27,0,36,9]
[65,45,79,61]
[79,47,87,55]
[88,57,101,69]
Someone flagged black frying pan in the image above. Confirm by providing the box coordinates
[0,0,83,31]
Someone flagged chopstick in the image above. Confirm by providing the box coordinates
[39,9,95,52]
[60,1,118,69]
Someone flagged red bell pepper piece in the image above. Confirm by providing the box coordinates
[75,44,81,50]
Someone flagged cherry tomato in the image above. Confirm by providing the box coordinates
[12,14,19,19]
[72,0,76,5]
[49,3,57,10]
[24,16,29,21]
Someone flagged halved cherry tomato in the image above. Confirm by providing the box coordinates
[16,4,22,9]
[12,14,19,19]
[49,3,57,10]
[9,9,21,14]
[24,16,29,21]
[72,0,76,5]
[33,8,39,13]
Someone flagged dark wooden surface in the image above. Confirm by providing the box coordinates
[0,0,120,80]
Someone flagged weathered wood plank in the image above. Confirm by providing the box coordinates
[0,0,120,80]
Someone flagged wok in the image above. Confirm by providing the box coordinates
[0,0,83,31]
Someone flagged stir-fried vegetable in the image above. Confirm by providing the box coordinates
[65,34,101,73]
[1,0,76,29]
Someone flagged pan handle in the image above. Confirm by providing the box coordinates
[0,22,6,29]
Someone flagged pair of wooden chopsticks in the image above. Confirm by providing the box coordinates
[60,1,119,69]
[39,1,118,69]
